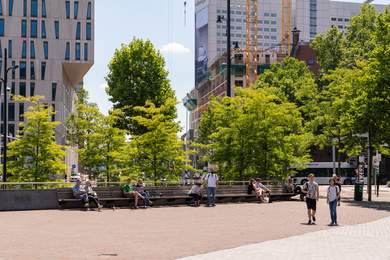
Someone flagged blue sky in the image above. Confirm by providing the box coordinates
[83,0,390,135]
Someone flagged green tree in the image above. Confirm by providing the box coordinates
[105,37,177,135]
[195,87,311,180]
[131,98,192,182]
[8,96,67,183]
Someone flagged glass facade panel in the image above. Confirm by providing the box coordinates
[65,1,70,19]
[30,41,35,58]
[43,41,48,59]
[8,40,11,58]
[30,82,35,96]
[65,42,70,60]
[20,62,26,79]
[84,43,87,60]
[41,21,46,38]
[9,0,13,16]
[0,19,4,36]
[76,22,80,39]
[30,62,35,79]
[19,103,24,121]
[31,20,37,38]
[87,2,91,19]
[22,41,26,58]
[8,103,14,121]
[0,0,2,15]
[75,43,80,60]
[86,23,91,40]
[23,0,27,16]
[31,0,37,17]
[21,20,26,37]
[52,83,56,101]
[54,21,59,39]
[74,1,79,19]
[19,83,26,97]
[41,62,46,80]
[42,0,46,17]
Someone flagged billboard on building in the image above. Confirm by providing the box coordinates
[195,6,208,86]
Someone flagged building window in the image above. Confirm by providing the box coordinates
[8,103,14,121]
[0,19,4,36]
[8,40,11,58]
[19,62,26,79]
[236,26,241,30]
[76,22,80,39]
[264,35,270,39]
[19,103,24,121]
[0,0,2,15]
[236,11,241,15]
[23,0,27,16]
[9,0,13,16]
[338,25,343,29]
[271,28,277,32]
[74,1,79,19]
[271,21,277,25]
[19,83,26,97]
[271,13,277,17]
[11,81,14,94]
[65,42,70,60]
[84,43,88,60]
[235,80,243,87]
[271,36,277,40]
[308,59,315,65]
[30,83,35,96]
[21,20,26,37]
[42,0,46,17]
[30,62,35,79]
[264,28,269,32]
[41,62,46,80]
[65,1,70,19]
[52,83,56,101]
[31,0,37,17]
[30,41,35,59]
[41,21,46,38]
[11,61,15,78]
[264,20,269,24]
[345,18,350,22]
[87,2,91,19]
[75,43,80,60]
[43,41,48,59]
[22,41,26,58]
[331,17,336,21]
[54,21,59,39]
[31,20,37,38]
[86,22,91,40]
[338,18,343,22]
[264,13,269,17]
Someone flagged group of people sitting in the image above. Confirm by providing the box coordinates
[247,178,272,203]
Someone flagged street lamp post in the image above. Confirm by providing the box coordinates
[0,48,19,189]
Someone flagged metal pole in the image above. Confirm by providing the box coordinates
[226,0,231,97]
[3,48,7,190]
[332,145,336,176]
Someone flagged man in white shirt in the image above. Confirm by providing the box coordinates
[204,169,218,207]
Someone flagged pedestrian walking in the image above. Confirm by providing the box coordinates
[204,169,218,207]
[302,173,319,224]
[327,178,340,226]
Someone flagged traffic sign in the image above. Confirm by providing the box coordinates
[72,164,76,169]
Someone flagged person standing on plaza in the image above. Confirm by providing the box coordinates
[204,169,218,207]
[332,174,342,206]
[327,178,340,226]
[72,179,89,208]
[302,174,319,224]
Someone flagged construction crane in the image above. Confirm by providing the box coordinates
[245,0,258,88]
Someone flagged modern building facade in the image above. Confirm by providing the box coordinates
[0,0,94,175]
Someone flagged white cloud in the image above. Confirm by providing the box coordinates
[160,42,191,54]
[98,83,108,89]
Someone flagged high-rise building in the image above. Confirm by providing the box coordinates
[195,0,386,86]
[0,0,94,175]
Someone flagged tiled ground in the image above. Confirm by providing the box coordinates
[0,185,389,259]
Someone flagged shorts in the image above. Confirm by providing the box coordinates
[306,198,317,210]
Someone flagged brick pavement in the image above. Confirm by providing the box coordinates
[0,185,389,259]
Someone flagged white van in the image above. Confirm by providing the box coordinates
[70,173,81,182]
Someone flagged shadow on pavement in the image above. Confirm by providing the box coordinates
[344,200,390,212]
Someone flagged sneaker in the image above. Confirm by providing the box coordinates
[84,203,89,208]
[312,216,316,222]
[134,206,139,209]
[330,222,334,226]
[148,200,153,205]
[334,222,338,226]
[212,203,215,207]
[307,220,312,225]
[143,206,147,209]
[98,205,103,211]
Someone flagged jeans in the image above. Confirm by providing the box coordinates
[139,192,151,206]
[75,193,88,204]
[87,194,100,206]
[207,187,216,204]
[329,199,337,223]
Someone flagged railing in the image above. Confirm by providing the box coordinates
[0,179,285,189]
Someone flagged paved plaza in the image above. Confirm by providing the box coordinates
[0,186,390,259]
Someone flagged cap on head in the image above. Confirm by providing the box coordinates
[76,179,81,183]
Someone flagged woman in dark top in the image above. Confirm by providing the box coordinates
[248,179,261,201]
[332,174,342,206]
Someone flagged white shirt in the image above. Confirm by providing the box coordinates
[205,173,218,188]
[327,186,340,202]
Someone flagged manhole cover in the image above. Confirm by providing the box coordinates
[99,254,118,257]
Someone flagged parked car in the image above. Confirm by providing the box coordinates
[70,173,81,182]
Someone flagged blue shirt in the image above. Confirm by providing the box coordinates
[72,184,84,196]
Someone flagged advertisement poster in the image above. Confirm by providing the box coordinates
[195,6,208,85]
